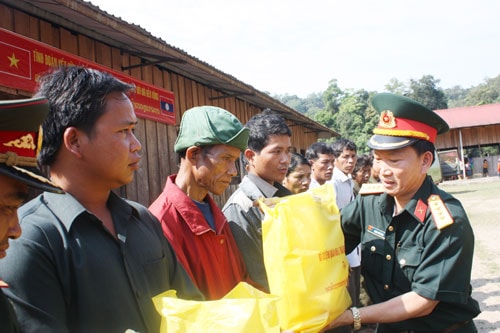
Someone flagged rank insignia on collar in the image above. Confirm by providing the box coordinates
[359,183,385,195]
[379,110,396,128]
[414,199,428,223]
[428,194,454,230]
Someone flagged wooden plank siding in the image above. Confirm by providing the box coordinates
[436,125,500,150]
[0,5,325,208]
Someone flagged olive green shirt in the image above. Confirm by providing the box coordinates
[341,176,480,332]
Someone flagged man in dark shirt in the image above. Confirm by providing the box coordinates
[0,66,201,333]
[0,97,62,333]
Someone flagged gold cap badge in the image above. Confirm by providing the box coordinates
[379,110,396,128]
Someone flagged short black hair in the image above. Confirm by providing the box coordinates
[35,66,134,166]
[411,140,436,164]
[245,111,291,153]
[305,142,334,161]
[286,153,310,176]
[331,138,357,157]
[353,154,373,175]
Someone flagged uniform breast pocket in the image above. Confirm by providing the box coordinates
[394,246,423,291]
[361,239,386,280]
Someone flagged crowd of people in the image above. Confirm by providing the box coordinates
[0,66,480,332]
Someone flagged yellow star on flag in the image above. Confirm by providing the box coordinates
[8,53,20,68]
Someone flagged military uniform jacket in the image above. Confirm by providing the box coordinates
[341,176,480,332]
[0,290,18,333]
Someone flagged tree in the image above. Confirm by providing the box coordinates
[385,78,408,95]
[322,79,344,115]
[463,75,500,106]
[445,85,470,108]
[407,75,448,110]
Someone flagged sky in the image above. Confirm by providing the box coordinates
[90,0,500,98]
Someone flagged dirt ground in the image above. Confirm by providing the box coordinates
[440,177,500,332]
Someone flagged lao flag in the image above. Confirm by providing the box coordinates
[0,41,31,79]
[160,97,174,115]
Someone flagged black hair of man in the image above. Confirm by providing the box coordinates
[35,66,135,166]
[331,138,357,158]
[353,154,373,175]
[245,111,291,153]
[305,142,334,161]
[411,140,436,164]
[286,153,310,177]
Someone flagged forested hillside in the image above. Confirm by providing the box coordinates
[272,74,500,153]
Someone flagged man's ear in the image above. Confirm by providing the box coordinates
[244,148,255,162]
[186,146,202,163]
[244,149,256,169]
[421,151,434,173]
[62,127,83,158]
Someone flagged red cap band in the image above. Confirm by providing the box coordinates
[374,112,437,144]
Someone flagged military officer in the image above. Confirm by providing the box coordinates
[0,97,62,332]
[326,93,480,332]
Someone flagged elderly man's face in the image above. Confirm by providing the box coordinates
[0,174,27,259]
[195,144,241,195]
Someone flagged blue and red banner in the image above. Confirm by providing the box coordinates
[0,28,175,125]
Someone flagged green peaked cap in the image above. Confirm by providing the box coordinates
[174,106,249,152]
[367,93,449,150]
[0,97,63,193]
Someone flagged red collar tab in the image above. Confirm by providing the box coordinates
[414,199,428,223]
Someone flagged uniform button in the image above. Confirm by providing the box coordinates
[370,246,376,252]
[219,239,225,245]
[386,254,392,261]
[399,258,406,266]
[384,284,389,290]
[388,226,394,232]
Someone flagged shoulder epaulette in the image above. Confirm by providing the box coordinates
[428,194,454,230]
[359,183,385,195]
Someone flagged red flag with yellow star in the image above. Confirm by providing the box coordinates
[0,41,31,79]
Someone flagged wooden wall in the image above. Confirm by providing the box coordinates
[0,4,321,207]
[436,125,500,150]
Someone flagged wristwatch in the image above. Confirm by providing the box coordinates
[350,307,361,330]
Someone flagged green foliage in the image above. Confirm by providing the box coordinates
[462,76,500,106]
[273,73,500,153]
[385,78,407,95]
[406,75,448,110]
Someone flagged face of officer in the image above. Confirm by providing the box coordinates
[0,174,27,259]
[373,146,432,207]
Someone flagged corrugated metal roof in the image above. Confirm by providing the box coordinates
[2,0,338,137]
[434,103,500,129]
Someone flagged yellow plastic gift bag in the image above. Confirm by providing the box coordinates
[152,282,280,333]
[260,183,351,333]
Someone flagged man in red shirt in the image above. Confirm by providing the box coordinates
[149,106,254,299]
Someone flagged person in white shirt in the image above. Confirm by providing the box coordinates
[330,139,361,326]
[305,142,335,189]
